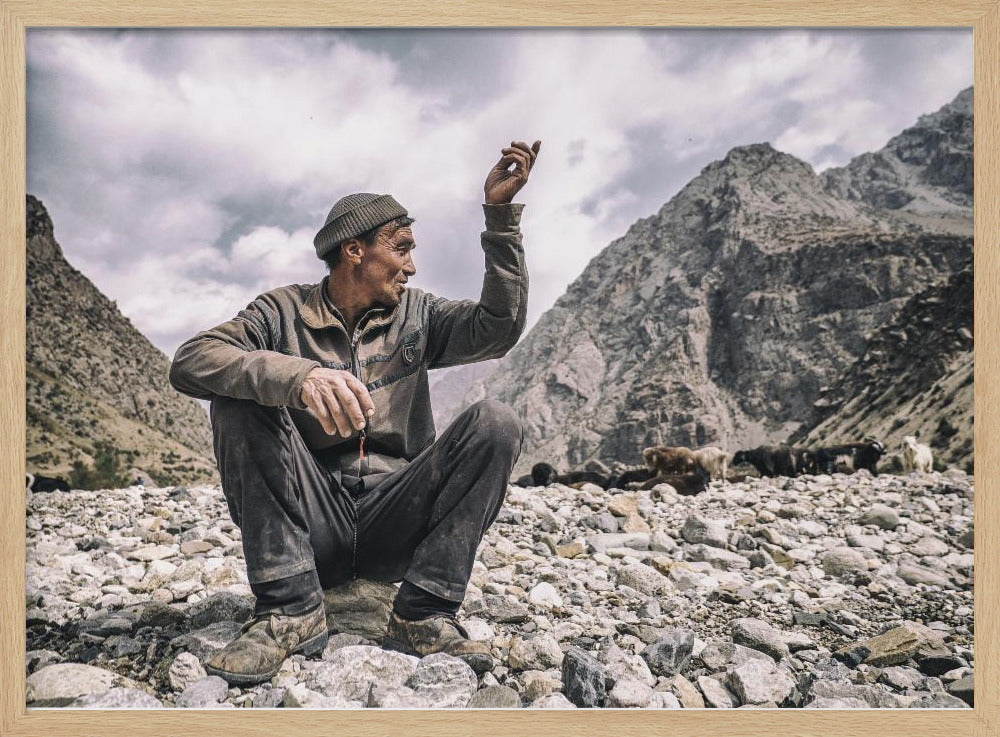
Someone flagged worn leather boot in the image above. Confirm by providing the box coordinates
[204,604,328,686]
[383,612,493,674]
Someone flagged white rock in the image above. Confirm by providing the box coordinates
[528,582,563,609]
[168,652,207,692]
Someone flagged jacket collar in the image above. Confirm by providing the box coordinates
[299,276,398,332]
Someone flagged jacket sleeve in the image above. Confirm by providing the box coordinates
[424,203,529,369]
[168,292,320,409]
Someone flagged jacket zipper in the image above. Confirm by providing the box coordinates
[349,327,370,477]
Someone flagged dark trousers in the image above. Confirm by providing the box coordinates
[210,398,521,613]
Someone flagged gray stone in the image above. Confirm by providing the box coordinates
[528,582,563,609]
[529,692,577,708]
[911,536,950,557]
[697,641,773,670]
[908,692,970,708]
[366,682,431,709]
[136,601,188,630]
[482,594,530,623]
[650,530,678,552]
[731,618,790,660]
[72,687,163,709]
[562,646,606,708]
[822,547,868,577]
[322,579,396,640]
[77,612,136,638]
[607,677,659,708]
[641,628,695,677]
[947,674,974,706]
[615,561,671,595]
[728,659,796,705]
[170,620,244,662]
[663,674,705,708]
[186,591,253,629]
[586,532,650,554]
[251,686,286,709]
[879,666,926,691]
[601,642,655,687]
[681,514,729,549]
[509,634,564,670]
[26,663,136,706]
[805,696,870,708]
[657,691,682,708]
[897,564,951,587]
[306,645,418,702]
[686,544,750,571]
[283,683,359,709]
[323,632,374,655]
[175,676,229,708]
[860,504,901,529]
[406,653,478,708]
[807,679,906,708]
[834,624,945,668]
[697,675,737,708]
[467,685,522,708]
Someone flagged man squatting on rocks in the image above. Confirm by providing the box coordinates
[168,140,541,685]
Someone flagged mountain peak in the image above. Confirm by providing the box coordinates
[823,86,973,213]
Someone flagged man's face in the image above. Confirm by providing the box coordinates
[359,223,417,309]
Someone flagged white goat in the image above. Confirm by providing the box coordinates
[900,435,933,473]
[692,446,729,480]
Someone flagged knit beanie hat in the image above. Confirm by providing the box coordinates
[313,193,409,260]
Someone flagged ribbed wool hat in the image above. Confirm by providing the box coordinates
[313,193,409,260]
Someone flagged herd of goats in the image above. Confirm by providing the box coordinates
[513,435,937,495]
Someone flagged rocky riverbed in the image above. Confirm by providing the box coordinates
[25,470,974,709]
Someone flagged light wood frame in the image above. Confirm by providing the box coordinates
[1,2,997,736]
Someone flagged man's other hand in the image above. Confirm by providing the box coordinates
[485,140,541,205]
[299,367,375,437]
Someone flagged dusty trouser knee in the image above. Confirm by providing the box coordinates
[356,399,522,605]
[210,397,346,615]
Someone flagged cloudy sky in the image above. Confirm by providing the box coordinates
[27,29,972,359]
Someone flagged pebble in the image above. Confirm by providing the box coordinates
[728,659,796,705]
[175,676,230,708]
[72,687,164,708]
[562,646,606,707]
[467,685,522,708]
[641,628,695,677]
[168,651,207,692]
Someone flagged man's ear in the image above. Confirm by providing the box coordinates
[341,238,365,265]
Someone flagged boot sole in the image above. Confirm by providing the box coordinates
[205,629,329,687]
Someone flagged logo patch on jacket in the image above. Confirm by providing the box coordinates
[402,344,416,364]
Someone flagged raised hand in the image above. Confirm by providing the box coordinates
[484,140,541,205]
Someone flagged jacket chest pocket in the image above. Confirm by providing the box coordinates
[361,329,425,390]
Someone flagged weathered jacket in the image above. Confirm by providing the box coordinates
[169,203,527,480]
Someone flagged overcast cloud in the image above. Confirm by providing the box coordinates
[26,28,972,358]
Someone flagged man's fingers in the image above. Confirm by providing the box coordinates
[317,386,352,436]
[345,374,376,419]
[303,384,340,436]
[331,381,366,431]
[509,140,538,164]
[499,149,531,175]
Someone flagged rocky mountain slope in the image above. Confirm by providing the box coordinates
[25,470,973,709]
[26,195,217,486]
[791,260,973,472]
[458,88,973,475]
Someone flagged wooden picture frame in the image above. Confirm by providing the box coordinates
[1,2,997,735]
